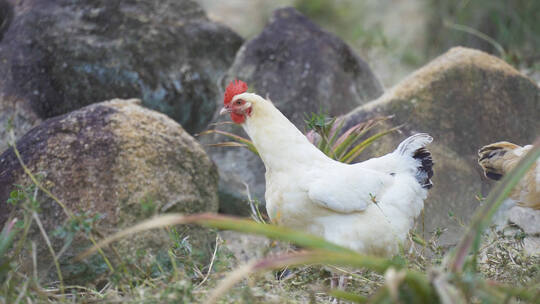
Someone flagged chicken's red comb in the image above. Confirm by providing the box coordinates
[224,79,248,105]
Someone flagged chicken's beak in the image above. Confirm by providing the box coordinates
[219,106,230,116]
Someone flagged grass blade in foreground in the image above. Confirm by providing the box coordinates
[77,213,359,260]
[76,213,435,303]
[328,289,368,303]
[341,126,401,163]
[205,251,432,304]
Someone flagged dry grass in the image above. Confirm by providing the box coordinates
[2,131,539,304]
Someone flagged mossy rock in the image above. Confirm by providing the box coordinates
[343,47,540,245]
[0,0,242,134]
[0,99,219,283]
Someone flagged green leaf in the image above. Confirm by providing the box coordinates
[325,118,346,147]
[341,127,400,163]
[78,213,359,260]
[328,289,368,303]
[0,219,18,259]
[332,126,366,159]
[331,116,395,161]
[199,129,259,155]
[411,232,426,247]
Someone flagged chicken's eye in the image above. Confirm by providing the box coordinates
[235,100,243,105]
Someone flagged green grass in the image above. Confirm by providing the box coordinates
[2,130,540,303]
[2,1,540,302]
[426,0,540,66]
[202,111,399,164]
[294,0,540,83]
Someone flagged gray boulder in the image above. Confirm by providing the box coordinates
[225,7,384,126]
[0,0,13,42]
[0,95,42,153]
[343,47,540,245]
[203,7,384,214]
[0,0,242,134]
[0,99,219,282]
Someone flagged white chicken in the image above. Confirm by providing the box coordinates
[220,80,434,256]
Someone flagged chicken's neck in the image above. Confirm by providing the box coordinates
[242,98,328,172]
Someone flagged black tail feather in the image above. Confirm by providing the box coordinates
[413,147,433,189]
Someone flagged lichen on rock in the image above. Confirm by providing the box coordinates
[343,47,540,246]
[0,99,219,282]
[0,0,243,134]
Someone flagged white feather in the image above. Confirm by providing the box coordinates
[233,92,432,256]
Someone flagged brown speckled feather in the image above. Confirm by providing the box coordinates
[478,142,540,209]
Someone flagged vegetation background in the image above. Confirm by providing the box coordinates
[1,0,539,303]
[200,0,540,86]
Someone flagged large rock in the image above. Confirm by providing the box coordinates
[203,7,384,214]
[0,0,13,42]
[225,7,383,126]
[0,99,219,281]
[0,95,42,152]
[0,1,27,153]
[0,0,242,134]
[343,47,540,245]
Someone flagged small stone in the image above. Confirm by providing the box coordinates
[508,206,540,235]
[523,237,540,256]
